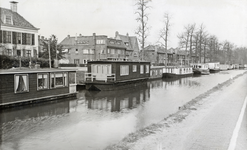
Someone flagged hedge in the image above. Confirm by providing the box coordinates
[0,55,53,69]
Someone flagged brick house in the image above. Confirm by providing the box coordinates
[59,33,127,65]
[0,1,39,58]
[115,31,140,61]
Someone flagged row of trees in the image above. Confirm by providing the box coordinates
[134,0,247,65]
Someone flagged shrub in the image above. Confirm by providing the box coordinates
[0,55,53,69]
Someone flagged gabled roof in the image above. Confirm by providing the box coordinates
[107,38,126,49]
[0,7,39,30]
[115,33,139,51]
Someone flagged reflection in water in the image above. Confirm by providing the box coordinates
[86,82,150,112]
[1,70,245,150]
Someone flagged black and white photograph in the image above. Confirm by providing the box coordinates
[0,0,247,149]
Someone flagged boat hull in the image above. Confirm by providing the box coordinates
[163,72,194,78]
[86,78,148,91]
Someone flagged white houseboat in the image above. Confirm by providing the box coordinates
[163,66,193,78]
[191,63,210,75]
[207,62,220,73]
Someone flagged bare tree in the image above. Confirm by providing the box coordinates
[135,0,151,60]
[197,24,207,63]
[159,13,172,67]
[177,24,196,64]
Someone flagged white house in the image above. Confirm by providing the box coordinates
[0,1,39,58]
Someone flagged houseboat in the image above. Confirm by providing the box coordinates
[85,61,150,91]
[207,62,220,73]
[149,66,164,80]
[219,64,229,71]
[162,66,193,78]
[0,68,77,108]
[191,63,210,75]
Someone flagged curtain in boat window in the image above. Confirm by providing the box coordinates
[15,74,28,93]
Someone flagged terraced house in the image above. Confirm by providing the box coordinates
[0,1,39,58]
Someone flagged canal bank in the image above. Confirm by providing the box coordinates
[105,71,247,150]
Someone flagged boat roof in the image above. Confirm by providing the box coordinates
[88,60,150,64]
[0,68,76,75]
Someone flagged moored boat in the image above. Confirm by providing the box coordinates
[149,66,164,80]
[85,61,150,91]
[207,62,220,73]
[0,68,77,108]
[162,66,193,78]
[190,63,210,75]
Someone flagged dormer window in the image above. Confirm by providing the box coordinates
[124,42,129,46]
[5,15,12,25]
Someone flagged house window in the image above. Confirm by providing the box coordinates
[120,65,129,76]
[17,50,21,56]
[7,49,12,56]
[37,73,49,90]
[26,34,31,45]
[5,15,12,24]
[107,48,110,54]
[14,74,29,93]
[26,50,31,57]
[96,39,105,44]
[6,31,11,43]
[74,59,80,65]
[133,65,137,72]
[50,72,68,88]
[82,49,89,54]
[146,65,149,73]
[75,49,78,54]
[111,49,115,54]
[17,32,22,44]
[140,65,144,74]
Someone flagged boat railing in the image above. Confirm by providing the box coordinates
[85,73,116,82]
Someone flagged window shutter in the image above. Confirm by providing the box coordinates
[22,33,26,45]
[32,34,35,45]
[12,32,17,44]
[0,30,2,43]
[3,31,6,43]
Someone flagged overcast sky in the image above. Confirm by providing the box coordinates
[1,0,247,48]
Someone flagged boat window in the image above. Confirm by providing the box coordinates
[133,65,137,72]
[140,65,144,74]
[69,72,76,84]
[37,73,49,90]
[14,74,29,93]
[120,65,129,76]
[50,72,68,88]
[146,65,150,73]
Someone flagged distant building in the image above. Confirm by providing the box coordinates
[142,45,166,65]
[115,31,140,61]
[59,33,127,65]
[0,1,39,58]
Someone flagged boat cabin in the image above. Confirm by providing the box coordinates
[0,68,77,107]
[85,61,150,90]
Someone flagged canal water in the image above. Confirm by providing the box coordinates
[0,70,246,150]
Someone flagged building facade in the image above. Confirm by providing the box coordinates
[0,2,39,58]
[60,33,127,65]
[115,31,140,61]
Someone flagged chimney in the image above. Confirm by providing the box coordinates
[115,31,119,38]
[10,1,18,12]
[67,35,70,38]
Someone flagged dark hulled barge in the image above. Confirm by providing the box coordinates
[0,68,77,108]
[85,61,150,91]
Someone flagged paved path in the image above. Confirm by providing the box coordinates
[184,73,247,150]
[235,101,247,150]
